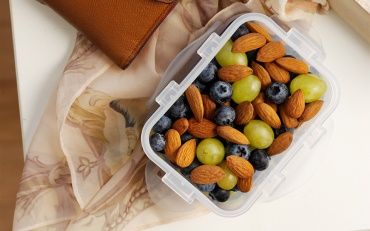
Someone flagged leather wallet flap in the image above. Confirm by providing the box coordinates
[156,0,175,3]
[43,0,178,68]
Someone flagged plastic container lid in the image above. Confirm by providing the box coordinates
[141,13,340,217]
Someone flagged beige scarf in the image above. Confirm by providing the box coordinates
[13,1,328,230]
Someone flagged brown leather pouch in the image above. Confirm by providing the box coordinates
[42,0,178,68]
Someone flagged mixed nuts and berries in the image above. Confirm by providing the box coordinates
[150,22,327,203]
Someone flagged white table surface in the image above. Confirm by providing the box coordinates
[11,0,370,230]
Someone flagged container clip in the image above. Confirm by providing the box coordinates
[305,126,326,149]
[155,81,180,106]
[162,173,195,204]
[286,28,325,61]
[197,32,221,58]
[262,172,286,197]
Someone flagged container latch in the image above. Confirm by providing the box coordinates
[155,81,180,106]
[197,32,221,59]
[162,173,195,204]
[286,28,325,61]
[305,126,326,149]
[262,172,286,197]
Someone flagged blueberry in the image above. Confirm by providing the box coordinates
[196,183,216,192]
[265,82,289,104]
[181,160,200,176]
[209,81,233,104]
[209,187,230,202]
[249,149,270,171]
[274,124,293,137]
[169,96,190,118]
[194,80,207,93]
[227,144,252,159]
[231,24,250,41]
[197,62,217,83]
[153,115,172,133]
[214,106,235,125]
[150,133,166,152]
[181,133,194,143]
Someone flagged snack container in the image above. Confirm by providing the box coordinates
[141,13,339,217]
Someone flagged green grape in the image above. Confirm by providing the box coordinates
[244,120,274,149]
[215,40,248,67]
[196,138,225,165]
[217,162,238,190]
[232,75,261,104]
[290,74,327,103]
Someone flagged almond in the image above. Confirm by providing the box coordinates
[217,126,249,145]
[237,177,253,193]
[299,100,324,122]
[218,65,253,82]
[235,101,254,125]
[255,103,281,128]
[266,101,278,112]
[190,165,225,184]
[252,92,264,107]
[226,156,254,179]
[164,129,181,162]
[264,62,290,83]
[185,84,204,122]
[276,57,309,74]
[232,33,266,53]
[251,61,271,89]
[297,121,304,128]
[188,118,217,138]
[279,105,299,128]
[267,132,293,156]
[223,101,231,107]
[252,108,257,120]
[172,118,189,135]
[246,22,272,42]
[202,95,216,120]
[252,92,264,119]
[285,89,305,118]
[256,41,285,62]
[176,139,196,168]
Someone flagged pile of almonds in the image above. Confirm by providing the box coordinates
[151,21,325,202]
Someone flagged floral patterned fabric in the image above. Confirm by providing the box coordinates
[13,0,328,230]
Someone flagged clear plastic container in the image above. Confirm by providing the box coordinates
[141,13,340,217]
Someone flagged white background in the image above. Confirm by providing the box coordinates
[11,0,370,230]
